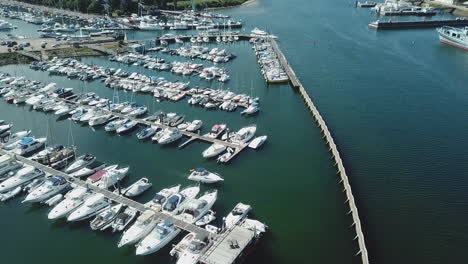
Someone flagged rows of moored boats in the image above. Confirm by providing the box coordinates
[110,53,231,82]
[0,73,267,162]
[0,124,266,261]
[149,45,236,64]
[29,58,260,115]
[251,38,289,83]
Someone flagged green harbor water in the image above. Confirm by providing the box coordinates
[1,1,468,264]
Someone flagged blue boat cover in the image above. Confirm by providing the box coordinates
[20,137,33,145]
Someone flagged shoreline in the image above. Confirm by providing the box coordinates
[205,0,257,11]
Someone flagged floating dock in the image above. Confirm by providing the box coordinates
[270,38,370,264]
[369,19,468,29]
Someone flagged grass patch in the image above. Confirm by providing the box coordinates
[0,52,34,66]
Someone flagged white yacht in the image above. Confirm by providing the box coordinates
[136,126,158,140]
[0,130,31,147]
[48,187,93,220]
[67,193,111,222]
[144,185,181,211]
[177,190,218,224]
[118,210,158,247]
[23,176,69,203]
[54,105,73,117]
[116,120,138,134]
[12,137,47,156]
[64,154,96,174]
[248,135,268,149]
[231,125,257,144]
[188,168,224,183]
[89,113,112,126]
[195,210,216,226]
[69,161,106,178]
[0,157,22,177]
[162,185,200,215]
[0,166,44,193]
[202,143,227,158]
[105,118,127,132]
[186,120,203,132]
[157,128,182,144]
[135,220,181,256]
[123,178,152,197]
[241,103,260,115]
[205,124,226,139]
[224,203,252,229]
[93,166,129,189]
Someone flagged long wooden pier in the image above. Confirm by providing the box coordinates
[270,39,370,264]
[0,148,212,238]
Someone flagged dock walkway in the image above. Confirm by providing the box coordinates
[270,39,370,264]
[0,148,211,238]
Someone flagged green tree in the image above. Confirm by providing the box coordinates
[88,0,104,13]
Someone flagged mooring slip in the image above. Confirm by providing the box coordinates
[270,38,370,264]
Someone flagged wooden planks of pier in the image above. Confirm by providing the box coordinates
[0,148,212,238]
[270,39,370,264]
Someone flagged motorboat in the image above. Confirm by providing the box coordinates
[186,120,203,132]
[231,125,257,144]
[116,120,138,134]
[128,106,147,117]
[90,203,124,231]
[136,126,158,140]
[49,148,76,170]
[157,128,182,145]
[162,185,200,215]
[89,113,112,126]
[0,166,44,193]
[64,154,96,174]
[224,203,252,229]
[195,210,216,226]
[188,168,224,183]
[202,143,226,158]
[177,190,218,224]
[170,232,196,258]
[54,104,73,117]
[205,124,226,138]
[93,166,129,189]
[105,118,127,132]
[135,220,181,256]
[0,124,12,135]
[144,185,181,211]
[67,193,111,222]
[23,176,69,203]
[86,165,117,185]
[0,158,22,177]
[173,236,209,264]
[69,160,106,178]
[12,137,47,156]
[241,103,259,115]
[248,135,267,149]
[123,178,152,197]
[48,186,93,220]
[111,206,138,232]
[118,210,158,247]
[0,130,31,146]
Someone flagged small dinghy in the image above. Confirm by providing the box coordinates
[0,186,22,202]
[188,168,224,184]
[248,135,267,149]
[195,210,216,226]
[123,178,152,197]
[217,147,234,163]
[43,193,63,206]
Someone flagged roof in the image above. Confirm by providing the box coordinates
[88,170,105,182]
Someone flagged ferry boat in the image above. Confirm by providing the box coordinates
[437,26,468,51]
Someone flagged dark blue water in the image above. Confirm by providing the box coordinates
[1,1,468,264]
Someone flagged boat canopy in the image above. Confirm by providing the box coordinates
[19,137,33,145]
[88,170,106,182]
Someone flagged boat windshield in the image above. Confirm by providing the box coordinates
[163,194,181,212]
[152,194,166,205]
